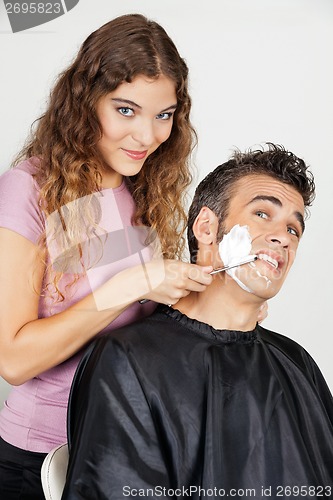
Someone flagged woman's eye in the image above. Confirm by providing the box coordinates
[118,107,134,117]
[287,227,299,237]
[156,112,173,120]
[256,211,268,219]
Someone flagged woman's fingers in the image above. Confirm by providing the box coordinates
[258,301,268,323]
[186,264,213,286]
[143,259,212,304]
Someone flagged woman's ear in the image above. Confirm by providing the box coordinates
[192,207,219,246]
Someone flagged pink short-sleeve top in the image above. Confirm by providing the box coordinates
[0,159,156,452]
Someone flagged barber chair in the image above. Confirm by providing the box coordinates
[41,442,68,500]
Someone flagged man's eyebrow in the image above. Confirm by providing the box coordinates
[248,195,282,207]
[295,211,305,234]
[111,98,177,113]
[248,195,305,234]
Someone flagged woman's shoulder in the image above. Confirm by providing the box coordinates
[0,157,40,188]
[0,157,45,243]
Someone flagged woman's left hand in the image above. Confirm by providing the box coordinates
[258,301,268,324]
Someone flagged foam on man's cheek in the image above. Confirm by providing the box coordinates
[248,261,272,289]
[218,224,254,293]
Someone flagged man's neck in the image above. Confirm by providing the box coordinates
[174,277,264,331]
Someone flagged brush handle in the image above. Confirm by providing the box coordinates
[210,255,257,275]
[139,256,257,304]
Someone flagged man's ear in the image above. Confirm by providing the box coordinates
[192,207,219,246]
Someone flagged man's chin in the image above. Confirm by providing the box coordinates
[246,285,280,301]
[235,278,281,300]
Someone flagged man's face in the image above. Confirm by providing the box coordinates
[218,174,305,299]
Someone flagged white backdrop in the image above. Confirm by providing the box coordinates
[1,0,333,405]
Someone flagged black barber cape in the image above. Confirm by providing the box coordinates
[62,305,333,499]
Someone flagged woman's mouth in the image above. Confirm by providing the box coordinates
[122,149,148,160]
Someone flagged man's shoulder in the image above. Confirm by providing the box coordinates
[258,324,303,348]
[257,324,314,375]
[90,308,175,356]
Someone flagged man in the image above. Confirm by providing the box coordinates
[62,144,333,499]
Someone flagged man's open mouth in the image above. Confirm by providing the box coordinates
[257,253,279,270]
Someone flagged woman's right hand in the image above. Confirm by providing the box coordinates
[0,230,210,384]
[136,259,213,306]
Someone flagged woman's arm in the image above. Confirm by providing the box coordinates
[0,229,212,385]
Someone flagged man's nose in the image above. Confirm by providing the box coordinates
[265,224,291,247]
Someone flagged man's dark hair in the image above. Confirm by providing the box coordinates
[187,143,315,263]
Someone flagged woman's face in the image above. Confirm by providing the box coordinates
[95,74,177,188]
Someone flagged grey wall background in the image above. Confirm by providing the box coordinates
[1,0,333,406]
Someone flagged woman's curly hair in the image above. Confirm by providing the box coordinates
[14,14,196,300]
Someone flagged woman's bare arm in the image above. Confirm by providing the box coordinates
[0,228,212,385]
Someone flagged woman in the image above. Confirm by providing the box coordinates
[0,14,212,498]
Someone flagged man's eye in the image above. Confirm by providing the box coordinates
[256,211,268,219]
[118,107,134,117]
[156,112,173,120]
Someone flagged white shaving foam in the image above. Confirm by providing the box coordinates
[248,261,272,289]
[218,224,253,293]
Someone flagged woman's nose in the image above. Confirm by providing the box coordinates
[131,119,155,147]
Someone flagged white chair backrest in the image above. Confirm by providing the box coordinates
[41,443,69,500]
